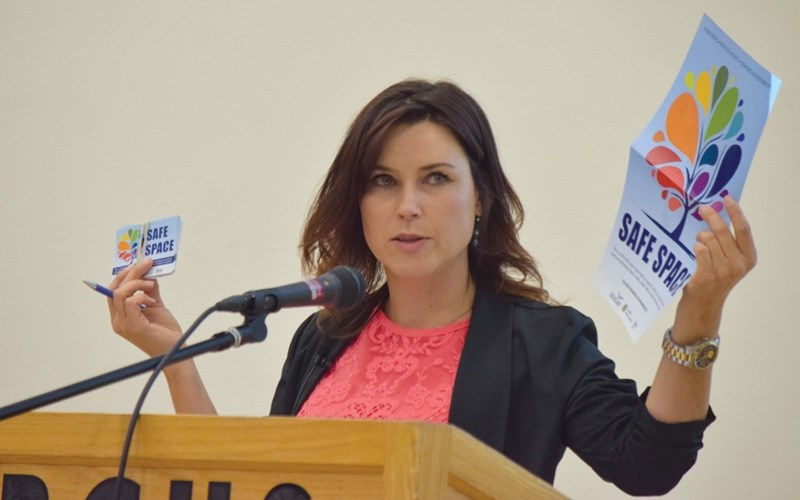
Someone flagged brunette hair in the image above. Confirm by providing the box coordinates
[300,79,549,338]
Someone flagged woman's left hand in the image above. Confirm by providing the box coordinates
[647,196,756,423]
[673,195,757,342]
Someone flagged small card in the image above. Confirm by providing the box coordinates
[112,215,182,278]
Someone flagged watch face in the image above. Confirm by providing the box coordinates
[694,344,719,369]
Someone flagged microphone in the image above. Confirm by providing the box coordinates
[215,266,366,315]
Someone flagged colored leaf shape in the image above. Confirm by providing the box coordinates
[724,111,744,140]
[656,166,685,196]
[696,71,711,114]
[646,146,682,166]
[118,241,131,251]
[652,130,666,142]
[668,196,682,211]
[708,145,741,197]
[666,93,699,163]
[705,87,739,140]
[684,71,695,89]
[689,171,710,199]
[712,66,729,108]
[699,144,719,166]
[691,208,703,221]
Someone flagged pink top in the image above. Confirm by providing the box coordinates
[298,310,470,423]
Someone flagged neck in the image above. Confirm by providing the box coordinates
[383,270,476,329]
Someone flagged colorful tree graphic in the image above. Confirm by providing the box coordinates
[117,228,140,264]
[644,65,745,244]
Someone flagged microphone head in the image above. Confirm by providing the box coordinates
[326,266,367,310]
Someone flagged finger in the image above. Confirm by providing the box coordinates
[107,267,133,319]
[698,205,735,259]
[110,292,154,338]
[695,230,723,270]
[107,258,155,307]
[693,237,712,269]
[115,277,157,296]
[689,236,714,288]
[148,278,166,305]
[108,258,154,292]
[723,196,757,266]
[109,266,130,289]
[124,293,154,315]
[109,275,157,323]
[121,258,155,283]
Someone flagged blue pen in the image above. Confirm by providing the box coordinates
[83,280,147,308]
[83,280,114,299]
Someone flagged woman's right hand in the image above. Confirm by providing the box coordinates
[107,258,183,357]
[105,258,217,414]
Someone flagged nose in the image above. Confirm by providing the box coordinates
[397,185,421,219]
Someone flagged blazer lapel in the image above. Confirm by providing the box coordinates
[449,290,513,452]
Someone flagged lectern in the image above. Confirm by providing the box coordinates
[0,412,565,498]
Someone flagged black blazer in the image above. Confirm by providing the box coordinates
[271,289,713,495]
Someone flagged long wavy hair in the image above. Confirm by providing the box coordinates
[300,79,550,338]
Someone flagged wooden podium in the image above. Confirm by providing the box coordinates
[0,412,565,499]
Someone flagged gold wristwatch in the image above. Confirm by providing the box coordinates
[661,328,720,369]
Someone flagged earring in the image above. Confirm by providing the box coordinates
[471,216,481,248]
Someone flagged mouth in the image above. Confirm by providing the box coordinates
[391,234,429,251]
[392,234,427,243]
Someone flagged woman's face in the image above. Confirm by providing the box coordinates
[360,121,480,285]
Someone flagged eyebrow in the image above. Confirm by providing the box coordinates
[372,162,457,173]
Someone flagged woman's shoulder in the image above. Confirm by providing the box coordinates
[290,311,355,355]
[493,293,598,344]
[501,293,592,321]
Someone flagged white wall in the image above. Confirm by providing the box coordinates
[1,1,797,497]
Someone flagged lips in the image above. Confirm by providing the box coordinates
[392,233,427,242]
[391,233,429,251]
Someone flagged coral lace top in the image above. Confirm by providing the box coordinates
[298,310,469,423]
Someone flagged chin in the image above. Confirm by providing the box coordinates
[385,260,466,284]
[383,261,436,282]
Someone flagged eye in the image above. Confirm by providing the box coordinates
[370,173,395,187]
[426,171,451,185]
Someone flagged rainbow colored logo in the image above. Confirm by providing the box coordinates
[644,65,744,244]
[117,228,141,264]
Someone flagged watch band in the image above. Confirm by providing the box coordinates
[661,328,720,369]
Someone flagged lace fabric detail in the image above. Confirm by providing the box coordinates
[298,310,469,423]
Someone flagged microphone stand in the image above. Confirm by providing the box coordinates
[0,313,268,422]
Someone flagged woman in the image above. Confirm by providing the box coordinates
[108,80,756,495]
